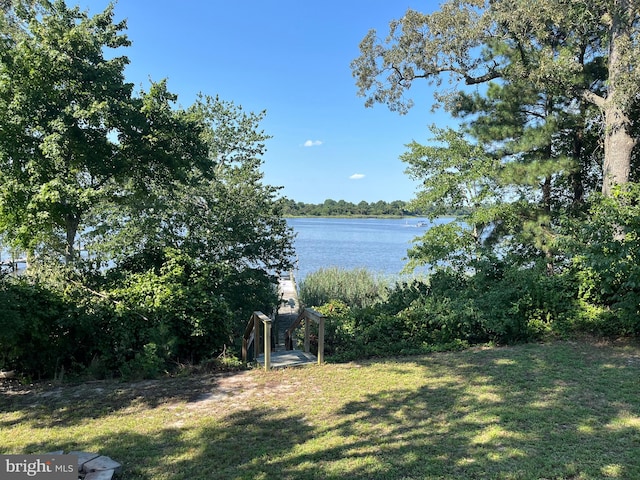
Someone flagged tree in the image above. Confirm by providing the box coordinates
[357,200,370,215]
[182,94,294,275]
[351,0,640,196]
[0,2,209,264]
[92,92,295,289]
[92,94,295,357]
[0,0,134,261]
[449,71,602,272]
[0,0,295,374]
[401,126,502,271]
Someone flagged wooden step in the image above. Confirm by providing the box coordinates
[256,350,317,368]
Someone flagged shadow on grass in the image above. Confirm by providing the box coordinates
[314,342,640,479]
[22,407,315,480]
[0,371,244,428]
[4,342,640,479]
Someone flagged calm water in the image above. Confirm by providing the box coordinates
[287,217,450,281]
[2,217,448,279]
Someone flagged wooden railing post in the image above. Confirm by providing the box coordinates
[317,315,325,365]
[263,317,272,371]
[304,317,310,353]
[242,312,277,369]
[242,338,248,364]
[253,313,261,360]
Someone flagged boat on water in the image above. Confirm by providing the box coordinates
[404,220,430,227]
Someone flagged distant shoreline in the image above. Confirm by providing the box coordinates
[283,214,458,220]
[284,214,425,219]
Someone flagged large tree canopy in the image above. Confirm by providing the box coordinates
[0,0,136,260]
[0,0,295,376]
[351,0,640,196]
[0,1,214,263]
[92,93,294,276]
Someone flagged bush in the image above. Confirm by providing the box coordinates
[119,343,165,381]
[0,276,92,379]
[567,184,640,336]
[104,249,240,366]
[310,300,356,357]
[0,247,279,380]
[305,261,586,362]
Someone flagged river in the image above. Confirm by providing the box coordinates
[2,217,447,279]
[287,217,450,282]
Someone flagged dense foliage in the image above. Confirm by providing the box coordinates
[0,1,293,379]
[283,199,408,217]
[352,0,640,196]
[306,0,640,361]
[3,0,640,377]
[301,245,638,362]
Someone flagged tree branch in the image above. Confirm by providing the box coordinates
[68,278,151,322]
[579,88,606,109]
[464,69,502,85]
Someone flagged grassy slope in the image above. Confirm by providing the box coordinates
[1,340,639,480]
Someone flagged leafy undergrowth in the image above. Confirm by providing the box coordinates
[1,340,639,479]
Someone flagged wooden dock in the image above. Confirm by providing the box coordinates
[275,273,299,346]
[0,257,27,274]
[255,273,318,368]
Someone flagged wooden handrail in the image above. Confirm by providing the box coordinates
[242,307,325,369]
[241,311,273,370]
[285,308,325,365]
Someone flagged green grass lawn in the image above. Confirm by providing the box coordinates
[1,340,639,479]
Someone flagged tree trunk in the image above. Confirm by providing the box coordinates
[601,0,637,196]
[65,214,80,264]
[602,106,635,196]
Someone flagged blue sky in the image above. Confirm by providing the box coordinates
[78,1,454,203]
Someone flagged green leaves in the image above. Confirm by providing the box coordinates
[404,126,500,215]
[0,0,134,261]
[401,126,502,271]
[0,1,295,378]
[405,222,472,271]
[569,183,640,334]
[353,0,640,197]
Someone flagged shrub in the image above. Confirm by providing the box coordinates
[378,279,430,315]
[119,343,165,381]
[310,300,356,357]
[469,260,578,343]
[399,292,484,345]
[305,261,587,362]
[105,249,236,366]
[0,246,279,379]
[567,184,640,336]
[0,276,91,379]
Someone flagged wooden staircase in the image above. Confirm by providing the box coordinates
[242,274,324,369]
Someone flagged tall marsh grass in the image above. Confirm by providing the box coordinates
[298,267,389,308]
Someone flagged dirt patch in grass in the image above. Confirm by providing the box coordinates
[0,366,317,423]
[0,369,279,423]
[1,337,637,411]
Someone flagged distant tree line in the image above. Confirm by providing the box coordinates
[281,198,468,217]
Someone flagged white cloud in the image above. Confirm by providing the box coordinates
[303,140,323,147]
[349,173,365,180]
